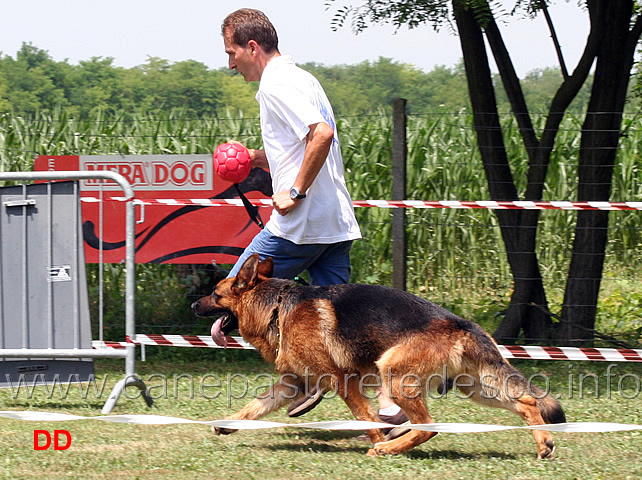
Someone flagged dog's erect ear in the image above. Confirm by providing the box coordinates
[233,254,260,293]
[257,257,274,279]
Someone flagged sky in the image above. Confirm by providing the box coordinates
[0,0,590,78]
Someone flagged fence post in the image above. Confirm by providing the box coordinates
[392,98,407,291]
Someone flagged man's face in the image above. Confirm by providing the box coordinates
[223,30,259,82]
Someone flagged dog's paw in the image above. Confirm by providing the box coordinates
[366,447,383,457]
[211,426,238,436]
[366,441,399,457]
[537,442,556,460]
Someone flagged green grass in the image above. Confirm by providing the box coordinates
[1,354,640,479]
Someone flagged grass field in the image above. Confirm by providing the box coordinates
[1,352,640,479]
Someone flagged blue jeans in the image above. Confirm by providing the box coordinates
[227,227,353,286]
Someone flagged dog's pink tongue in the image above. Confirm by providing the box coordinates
[211,316,228,348]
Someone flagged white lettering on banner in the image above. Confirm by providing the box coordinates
[79,155,213,191]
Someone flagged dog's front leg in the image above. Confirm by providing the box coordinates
[338,377,386,446]
[212,375,301,435]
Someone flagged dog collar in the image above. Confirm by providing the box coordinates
[268,305,282,359]
[270,283,297,360]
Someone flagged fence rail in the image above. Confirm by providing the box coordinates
[83,197,642,211]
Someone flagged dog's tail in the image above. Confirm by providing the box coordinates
[456,325,566,425]
[529,382,566,424]
[469,358,567,426]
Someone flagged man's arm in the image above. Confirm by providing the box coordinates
[249,148,269,170]
[272,121,334,216]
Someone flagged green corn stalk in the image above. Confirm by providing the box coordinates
[1,108,640,337]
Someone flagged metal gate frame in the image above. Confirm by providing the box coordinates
[0,171,151,413]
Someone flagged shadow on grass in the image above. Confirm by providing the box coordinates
[275,429,364,441]
[2,401,108,411]
[260,430,518,460]
[405,449,517,461]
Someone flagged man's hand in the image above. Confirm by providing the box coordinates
[249,148,269,169]
[228,141,269,170]
[272,190,298,215]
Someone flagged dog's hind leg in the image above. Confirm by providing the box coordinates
[367,344,439,456]
[211,375,301,435]
[457,371,557,459]
[476,389,556,459]
[513,394,557,459]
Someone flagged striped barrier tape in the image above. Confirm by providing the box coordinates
[1,410,641,433]
[498,345,642,362]
[84,196,641,361]
[91,336,642,362]
[80,197,642,211]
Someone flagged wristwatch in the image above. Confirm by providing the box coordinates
[289,187,306,200]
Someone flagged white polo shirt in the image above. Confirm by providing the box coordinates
[256,55,361,244]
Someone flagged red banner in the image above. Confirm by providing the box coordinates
[34,155,272,264]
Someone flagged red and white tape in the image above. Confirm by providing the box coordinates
[92,336,642,362]
[84,196,641,362]
[93,335,251,350]
[497,345,642,362]
[81,197,642,211]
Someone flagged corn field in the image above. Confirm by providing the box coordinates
[0,109,640,342]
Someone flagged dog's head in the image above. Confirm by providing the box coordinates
[191,254,273,347]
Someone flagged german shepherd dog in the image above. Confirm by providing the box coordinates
[192,254,566,458]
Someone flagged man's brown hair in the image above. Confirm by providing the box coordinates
[222,8,279,53]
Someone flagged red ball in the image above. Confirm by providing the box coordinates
[213,142,252,183]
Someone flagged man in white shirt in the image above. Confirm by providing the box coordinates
[223,8,360,286]
[220,8,408,435]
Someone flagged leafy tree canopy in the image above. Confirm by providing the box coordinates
[0,42,592,117]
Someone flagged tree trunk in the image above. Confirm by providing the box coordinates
[556,1,642,345]
[482,2,603,343]
[454,3,550,343]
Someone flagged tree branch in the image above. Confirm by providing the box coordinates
[539,0,569,79]
[523,0,604,200]
[483,18,538,153]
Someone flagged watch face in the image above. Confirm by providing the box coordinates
[290,187,305,199]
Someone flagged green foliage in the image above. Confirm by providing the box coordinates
[1,42,596,119]
[0,44,226,117]
[596,274,642,345]
[326,0,452,32]
[323,0,543,33]
[303,59,472,114]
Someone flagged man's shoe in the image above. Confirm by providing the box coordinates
[287,388,324,417]
[379,410,412,440]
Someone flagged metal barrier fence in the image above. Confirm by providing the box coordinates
[0,171,151,413]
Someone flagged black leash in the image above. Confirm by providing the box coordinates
[234,183,264,229]
[232,183,307,286]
